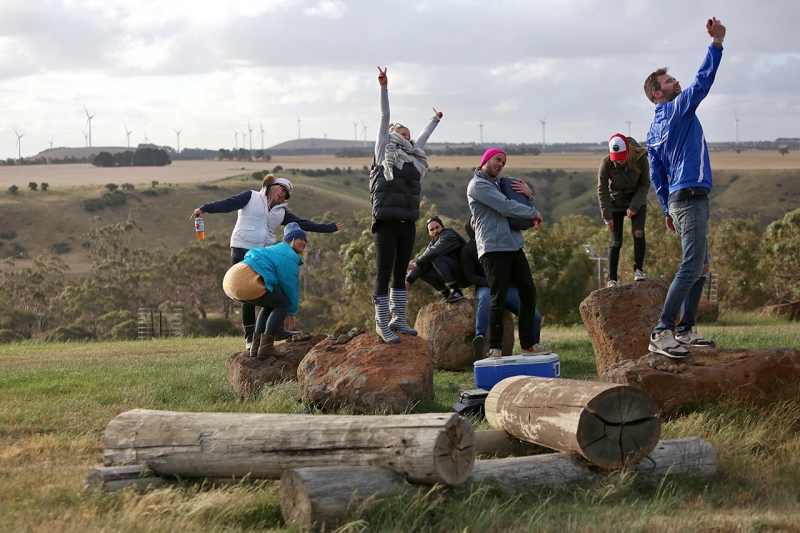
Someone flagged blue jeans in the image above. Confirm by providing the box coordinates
[475,286,543,343]
[654,196,710,335]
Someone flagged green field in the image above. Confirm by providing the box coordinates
[2,316,799,532]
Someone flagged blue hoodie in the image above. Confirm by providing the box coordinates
[241,241,303,316]
[647,44,723,215]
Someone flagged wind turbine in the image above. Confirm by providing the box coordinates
[478,118,484,145]
[322,130,327,140]
[82,126,89,147]
[143,128,149,145]
[297,115,301,140]
[625,114,632,137]
[13,128,25,161]
[352,120,359,141]
[361,120,368,148]
[248,120,253,153]
[124,123,133,148]
[735,110,740,153]
[48,136,54,150]
[259,121,265,150]
[84,106,95,147]
[232,129,239,150]
[538,116,547,152]
[173,128,183,153]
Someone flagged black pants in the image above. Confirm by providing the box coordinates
[240,286,290,336]
[413,255,468,293]
[373,219,416,296]
[231,250,255,339]
[480,249,537,350]
[608,205,647,281]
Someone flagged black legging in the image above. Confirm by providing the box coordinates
[373,219,416,296]
[608,204,647,281]
[480,249,537,350]
[231,250,256,338]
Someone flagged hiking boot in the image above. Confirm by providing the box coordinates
[675,327,716,347]
[249,332,262,357]
[486,348,503,360]
[445,288,464,303]
[521,343,551,356]
[606,279,618,288]
[649,330,689,359]
[472,335,485,360]
[275,328,300,341]
[634,269,646,281]
[257,335,284,359]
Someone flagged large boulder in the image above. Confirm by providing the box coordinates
[602,346,800,416]
[415,298,514,370]
[225,333,328,399]
[297,332,434,414]
[579,279,670,376]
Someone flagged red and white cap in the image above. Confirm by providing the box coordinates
[608,134,629,161]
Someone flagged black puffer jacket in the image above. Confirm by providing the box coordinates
[369,159,422,230]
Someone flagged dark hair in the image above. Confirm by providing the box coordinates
[644,67,669,104]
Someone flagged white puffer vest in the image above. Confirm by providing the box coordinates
[229,188,287,250]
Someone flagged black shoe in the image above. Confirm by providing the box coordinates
[275,328,300,341]
[472,335,485,360]
[445,289,464,303]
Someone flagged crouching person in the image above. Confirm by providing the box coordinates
[405,216,468,303]
[222,223,306,359]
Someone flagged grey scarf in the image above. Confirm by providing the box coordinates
[383,132,429,181]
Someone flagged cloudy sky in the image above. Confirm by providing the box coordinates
[1,0,798,160]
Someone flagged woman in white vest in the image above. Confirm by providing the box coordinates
[190,173,343,348]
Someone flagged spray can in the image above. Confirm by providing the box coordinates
[195,217,205,239]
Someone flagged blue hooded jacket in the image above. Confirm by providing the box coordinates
[646,44,723,215]
[241,241,303,316]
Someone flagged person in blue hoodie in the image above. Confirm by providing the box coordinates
[644,17,726,359]
[222,223,306,359]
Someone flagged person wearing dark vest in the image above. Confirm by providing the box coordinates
[370,66,442,343]
[405,216,468,303]
[190,174,343,350]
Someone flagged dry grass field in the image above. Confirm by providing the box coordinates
[2,150,799,188]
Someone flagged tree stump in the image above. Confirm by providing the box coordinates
[485,376,660,469]
[103,409,475,485]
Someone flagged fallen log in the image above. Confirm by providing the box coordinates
[84,465,167,492]
[474,429,542,457]
[280,437,715,527]
[485,376,660,469]
[103,409,474,486]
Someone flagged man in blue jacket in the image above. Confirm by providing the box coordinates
[644,17,726,358]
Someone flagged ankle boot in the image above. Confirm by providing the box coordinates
[373,295,400,344]
[249,332,262,357]
[257,335,283,359]
[275,328,300,341]
[388,288,417,335]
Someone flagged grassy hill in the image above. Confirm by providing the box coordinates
[2,163,799,276]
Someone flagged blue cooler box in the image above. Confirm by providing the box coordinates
[474,354,560,390]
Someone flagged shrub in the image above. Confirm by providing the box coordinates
[197,184,219,191]
[43,325,95,342]
[141,189,158,197]
[272,165,283,173]
[105,183,119,192]
[92,152,115,167]
[81,198,107,212]
[28,182,38,191]
[102,190,127,206]
[40,182,49,190]
[107,319,139,341]
[7,185,18,195]
[49,242,71,254]
[0,329,23,344]
[0,231,16,240]
[121,183,134,190]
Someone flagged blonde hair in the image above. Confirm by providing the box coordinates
[261,173,275,189]
[623,139,648,168]
[389,123,410,135]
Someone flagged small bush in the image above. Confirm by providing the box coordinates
[28,182,38,191]
[105,183,119,192]
[272,165,284,173]
[43,325,95,342]
[40,182,49,190]
[107,319,139,341]
[197,184,219,191]
[141,189,159,197]
[102,190,127,206]
[0,231,16,240]
[92,152,115,167]
[7,185,18,195]
[49,242,71,254]
[81,198,107,212]
[0,329,23,344]
[121,183,134,190]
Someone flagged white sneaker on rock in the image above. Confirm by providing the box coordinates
[649,330,690,359]
[634,269,646,281]
[607,280,618,288]
[521,343,551,355]
[675,327,716,347]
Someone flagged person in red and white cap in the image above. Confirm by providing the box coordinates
[598,133,651,287]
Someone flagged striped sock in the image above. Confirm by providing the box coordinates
[373,295,400,344]
[388,288,418,335]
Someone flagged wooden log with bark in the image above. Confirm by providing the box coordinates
[280,438,716,527]
[485,376,661,469]
[103,409,475,486]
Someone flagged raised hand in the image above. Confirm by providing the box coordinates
[377,66,388,88]
[706,17,726,39]
[432,107,443,119]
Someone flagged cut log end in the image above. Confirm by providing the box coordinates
[427,415,475,486]
[280,470,314,527]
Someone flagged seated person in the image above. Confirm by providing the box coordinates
[406,216,468,303]
[461,217,550,358]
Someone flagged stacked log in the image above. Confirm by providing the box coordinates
[103,409,475,486]
[485,376,661,468]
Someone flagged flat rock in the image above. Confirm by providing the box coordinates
[225,333,328,399]
[297,332,434,414]
[415,298,514,370]
[602,346,800,416]
[579,279,670,376]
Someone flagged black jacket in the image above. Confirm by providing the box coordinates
[369,160,422,230]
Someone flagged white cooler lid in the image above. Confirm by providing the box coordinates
[474,354,559,367]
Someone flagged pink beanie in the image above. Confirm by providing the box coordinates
[480,148,506,169]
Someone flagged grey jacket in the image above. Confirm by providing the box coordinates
[467,168,538,258]
[374,88,440,165]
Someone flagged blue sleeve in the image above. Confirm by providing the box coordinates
[282,212,339,233]
[199,190,253,214]
[648,147,670,215]
[276,260,300,316]
[673,44,722,117]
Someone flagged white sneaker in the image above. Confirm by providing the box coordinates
[634,269,646,281]
[649,330,690,359]
[606,280,618,288]
[675,327,716,347]
[486,348,503,360]
[521,343,551,355]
